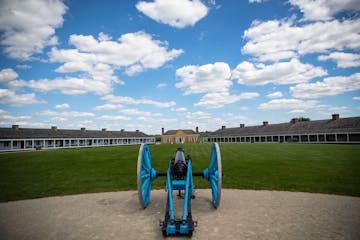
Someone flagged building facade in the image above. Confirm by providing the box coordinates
[0,125,155,152]
[207,114,360,144]
[161,127,200,144]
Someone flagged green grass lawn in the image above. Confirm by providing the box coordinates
[0,143,359,202]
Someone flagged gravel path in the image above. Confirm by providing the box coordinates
[1,189,359,240]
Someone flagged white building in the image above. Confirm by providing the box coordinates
[0,126,155,152]
[207,114,360,144]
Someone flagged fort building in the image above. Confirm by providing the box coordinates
[0,126,155,152]
[161,127,200,144]
[207,114,360,144]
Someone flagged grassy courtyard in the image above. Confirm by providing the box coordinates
[0,143,359,202]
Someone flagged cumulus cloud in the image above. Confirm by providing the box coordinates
[102,94,176,108]
[289,0,360,21]
[0,109,31,123]
[267,91,283,98]
[16,64,32,70]
[23,31,183,95]
[10,76,115,95]
[156,83,167,88]
[38,110,95,118]
[318,52,360,68]
[172,107,187,112]
[136,0,208,28]
[55,103,70,109]
[0,0,67,60]
[97,115,130,121]
[195,92,259,109]
[94,103,123,111]
[0,89,44,106]
[353,96,360,100]
[290,73,360,98]
[186,111,211,119]
[0,68,18,83]
[232,59,327,85]
[258,98,318,109]
[50,31,183,73]
[287,109,306,114]
[119,108,152,116]
[176,62,232,95]
[242,18,360,61]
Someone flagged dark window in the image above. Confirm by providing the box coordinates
[336,134,347,142]
[326,134,335,142]
[349,133,360,142]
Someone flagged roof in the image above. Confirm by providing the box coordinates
[208,117,360,137]
[0,127,150,139]
[163,129,198,136]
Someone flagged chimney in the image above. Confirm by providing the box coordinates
[332,113,339,120]
[291,118,299,124]
[136,130,139,132]
[196,126,199,133]
[12,124,19,130]
[263,121,268,127]
[240,123,245,128]
[121,129,124,132]
[162,127,164,135]
[81,127,86,132]
[51,126,57,131]
[102,128,107,132]
[221,125,226,130]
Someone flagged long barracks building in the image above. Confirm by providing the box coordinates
[0,125,155,152]
[207,114,360,144]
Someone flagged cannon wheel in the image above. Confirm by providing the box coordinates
[209,143,222,208]
[137,143,152,208]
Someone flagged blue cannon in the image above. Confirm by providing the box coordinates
[137,143,222,237]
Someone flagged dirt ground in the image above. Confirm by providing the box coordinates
[0,189,359,240]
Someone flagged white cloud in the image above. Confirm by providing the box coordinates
[290,73,360,98]
[156,83,167,88]
[186,111,211,119]
[16,64,32,70]
[55,103,70,109]
[97,115,130,121]
[94,103,124,111]
[318,52,360,68]
[0,109,31,123]
[176,62,232,95]
[258,98,318,110]
[195,92,259,109]
[287,109,306,114]
[289,0,360,21]
[10,76,116,95]
[249,0,264,3]
[267,91,283,98]
[102,94,176,108]
[136,0,208,28]
[25,31,183,95]
[38,110,94,118]
[172,107,187,112]
[0,89,44,106]
[353,96,360,101]
[125,64,143,76]
[51,117,68,122]
[119,108,152,116]
[0,0,67,60]
[242,18,360,61]
[50,31,183,74]
[0,68,18,83]
[232,59,327,85]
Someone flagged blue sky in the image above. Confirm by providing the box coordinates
[0,0,359,134]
